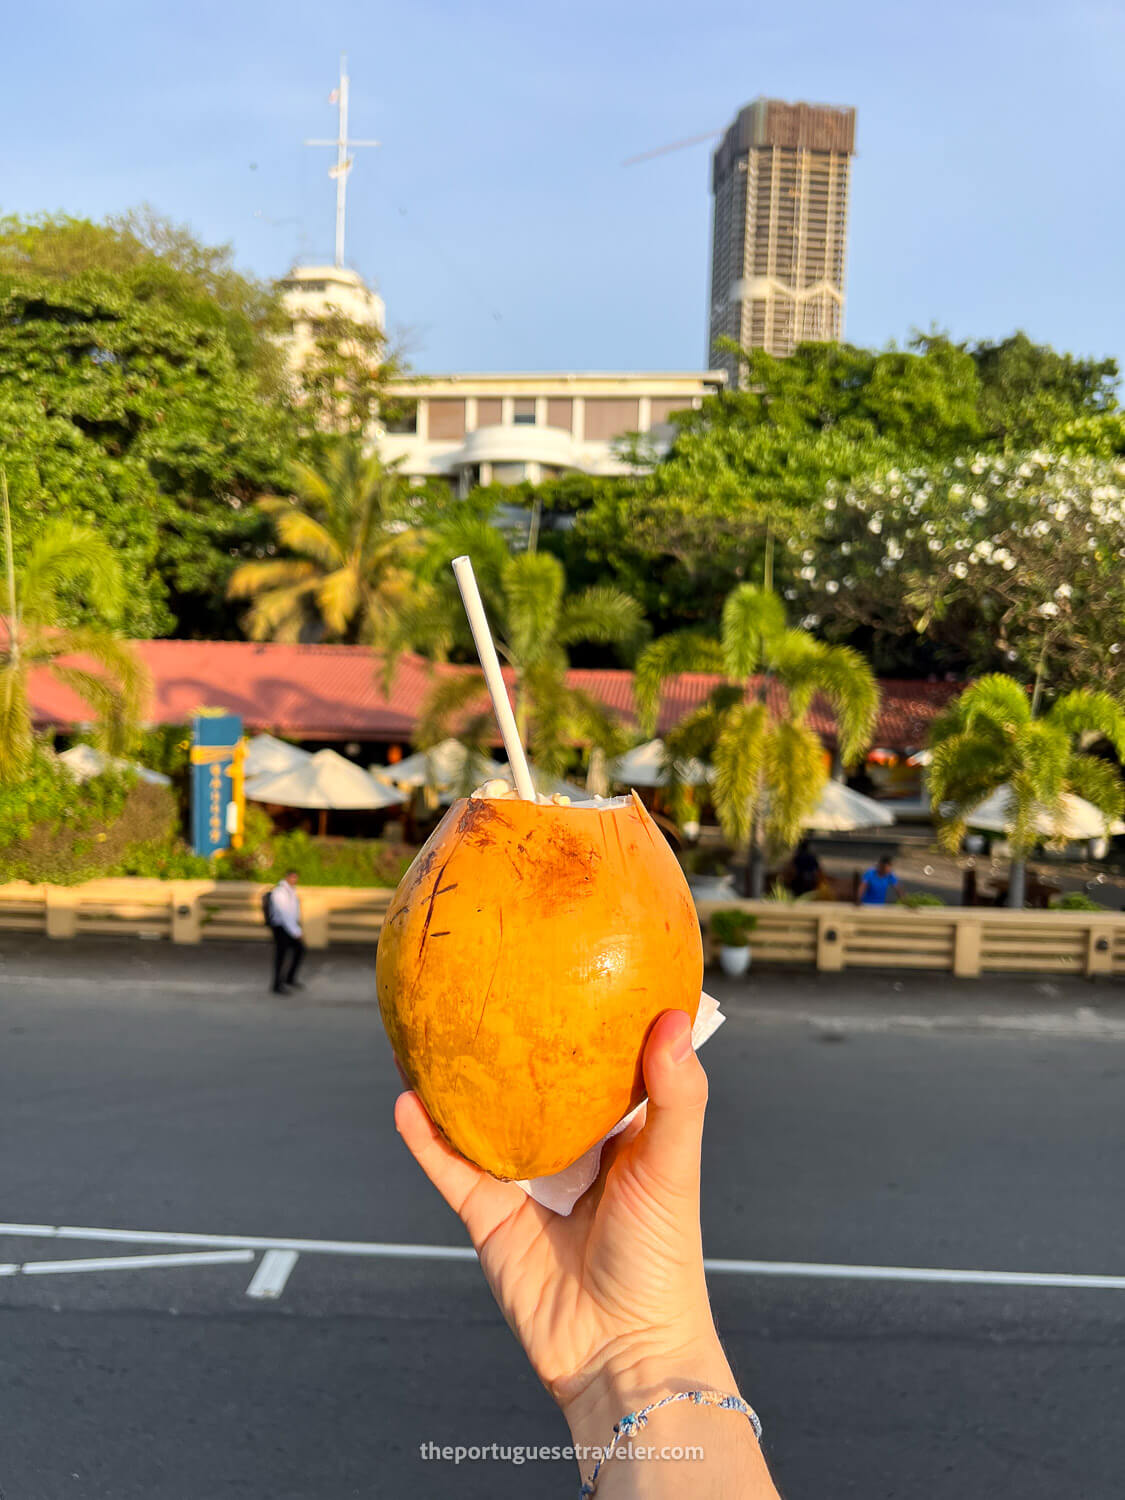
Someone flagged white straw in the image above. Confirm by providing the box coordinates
[451,555,537,802]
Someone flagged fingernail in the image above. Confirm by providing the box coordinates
[670,1015,694,1063]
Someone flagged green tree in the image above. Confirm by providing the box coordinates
[635,586,878,895]
[1,473,148,778]
[399,515,644,778]
[227,440,425,644]
[0,266,296,636]
[804,452,1125,688]
[928,675,1125,907]
[965,332,1119,450]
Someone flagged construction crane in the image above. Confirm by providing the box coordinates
[622,128,723,167]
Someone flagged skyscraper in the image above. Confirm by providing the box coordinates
[707,98,856,378]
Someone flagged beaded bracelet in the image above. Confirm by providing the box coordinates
[578,1389,762,1497]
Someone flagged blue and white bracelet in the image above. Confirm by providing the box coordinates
[579,1389,762,1497]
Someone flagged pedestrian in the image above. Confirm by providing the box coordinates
[791,837,821,896]
[266,869,305,994]
[858,852,899,905]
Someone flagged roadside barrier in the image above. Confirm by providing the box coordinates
[0,880,1120,977]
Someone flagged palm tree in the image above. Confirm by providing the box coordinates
[635,585,879,896]
[399,515,644,779]
[227,440,424,644]
[928,674,1125,907]
[1,470,148,779]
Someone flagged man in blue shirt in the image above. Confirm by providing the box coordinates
[858,854,899,905]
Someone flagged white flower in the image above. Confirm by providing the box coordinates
[825,579,840,594]
[802,549,815,563]
[868,518,883,535]
[1055,583,1073,600]
[840,541,852,556]
[970,494,987,512]
[952,561,968,579]
[1038,601,1060,617]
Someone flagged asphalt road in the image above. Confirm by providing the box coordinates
[1,937,1123,1498]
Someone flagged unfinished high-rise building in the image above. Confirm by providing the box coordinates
[707,98,856,378]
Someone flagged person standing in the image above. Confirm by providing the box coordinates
[267,870,305,994]
[858,852,899,905]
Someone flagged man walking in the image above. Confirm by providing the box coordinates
[858,853,899,906]
[267,869,305,994]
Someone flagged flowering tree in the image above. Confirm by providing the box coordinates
[801,453,1125,694]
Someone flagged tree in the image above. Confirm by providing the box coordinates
[965,332,1119,450]
[928,675,1125,907]
[803,452,1125,688]
[398,515,644,778]
[0,267,296,637]
[635,586,878,895]
[294,308,408,446]
[227,441,425,644]
[1,472,148,779]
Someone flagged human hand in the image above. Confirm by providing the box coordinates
[394,1009,738,1445]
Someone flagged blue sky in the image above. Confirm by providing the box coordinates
[5,0,1124,379]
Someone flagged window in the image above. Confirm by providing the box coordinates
[428,399,466,440]
[546,398,573,432]
[648,398,686,428]
[382,399,417,434]
[583,398,640,441]
[513,398,536,426]
[475,398,503,427]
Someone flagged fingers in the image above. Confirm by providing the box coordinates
[634,1010,709,1199]
[394,1090,527,1248]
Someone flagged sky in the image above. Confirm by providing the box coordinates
[5,0,1125,379]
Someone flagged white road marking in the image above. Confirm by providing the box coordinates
[246,1249,299,1299]
[0,1250,253,1277]
[0,1222,1122,1291]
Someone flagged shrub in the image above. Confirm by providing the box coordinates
[709,908,757,946]
[0,753,177,884]
[1051,891,1106,912]
[901,891,945,909]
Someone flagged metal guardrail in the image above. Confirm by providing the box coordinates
[0,880,1121,977]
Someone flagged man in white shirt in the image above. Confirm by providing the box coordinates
[267,869,305,994]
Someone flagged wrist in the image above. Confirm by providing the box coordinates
[559,1327,738,1451]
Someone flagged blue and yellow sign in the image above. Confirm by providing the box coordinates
[190,713,244,857]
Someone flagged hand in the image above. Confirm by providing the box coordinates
[394,1010,736,1439]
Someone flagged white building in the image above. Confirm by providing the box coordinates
[279,266,724,491]
[379,371,725,494]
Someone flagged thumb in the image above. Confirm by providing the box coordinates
[633,1009,708,1199]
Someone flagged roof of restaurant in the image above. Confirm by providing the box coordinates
[27,638,960,751]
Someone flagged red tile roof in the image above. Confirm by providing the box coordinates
[27,638,959,751]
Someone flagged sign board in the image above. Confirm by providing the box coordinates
[190,714,244,857]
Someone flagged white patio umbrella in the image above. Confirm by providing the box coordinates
[247,749,406,833]
[609,738,711,789]
[964,785,1125,840]
[243,733,312,787]
[802,780,896,831]
[375,738,506,793]
[58,744,171,787]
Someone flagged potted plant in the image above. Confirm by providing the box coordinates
[709,908,757,977]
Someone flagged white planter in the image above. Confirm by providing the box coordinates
[718,944,751,977]
[688,874,735,901]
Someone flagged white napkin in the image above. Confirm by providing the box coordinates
[515,992,726,1216]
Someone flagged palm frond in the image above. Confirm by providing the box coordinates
[1048,689,1125,759]
[710,701,769,847]
[416,671,492,749]
[557,586,646,655]
[0,664,33,778]
[18,521,125,627]
[316,567,362,638]
[762,719,828,852]
[774,635,879,768]
[721,584,786,678]
[501,552,565,669]
[226,558,319,601]
[240,578,323,643]
[633,631,725,736]
[271,508,345,571]
[954,674,1033,737]
[1063,752,1125,828]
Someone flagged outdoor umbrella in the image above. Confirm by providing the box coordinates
[801,780,896,831]
[244,733,312,789]
[609,738,711,789]
[247,748,406,834]
[374,739,506,794]
[58,744,171,787]
[964,785,1125,841]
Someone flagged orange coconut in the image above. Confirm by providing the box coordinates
[376,790,703,1180]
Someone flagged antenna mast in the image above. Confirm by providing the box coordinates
[305,54,380,268]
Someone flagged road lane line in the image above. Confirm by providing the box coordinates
[1,1224,1123,1290]
[246,1249,299,1299]
[0,1250,254,1277]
